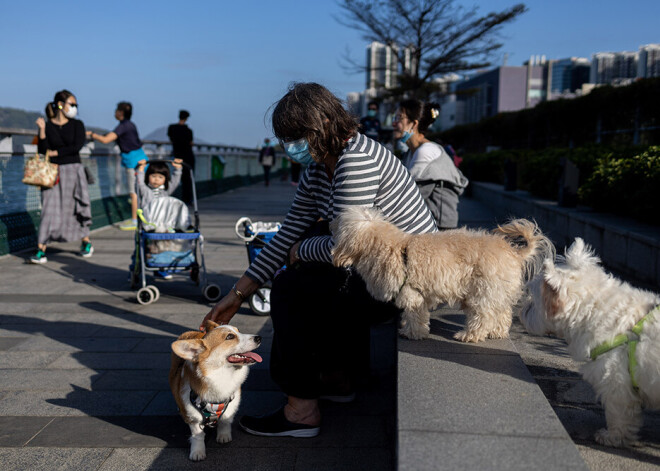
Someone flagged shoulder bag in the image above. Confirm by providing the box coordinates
[22,150,59,188]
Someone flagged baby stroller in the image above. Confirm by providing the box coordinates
[129,159,221,305]
[234,217,282,315]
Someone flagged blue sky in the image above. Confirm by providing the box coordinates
[2,0,658,147]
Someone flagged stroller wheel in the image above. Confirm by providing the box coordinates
[249,287,271,316]
[203,283,222,302]
[137,286,156,305]
[146,285,160,302]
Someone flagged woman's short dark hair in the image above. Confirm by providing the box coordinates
[399,99,441,134]
[145,161,171,190]
[272,82,358,162]
[117,101,133,120]
[179,110,190,120]
[47,89,75,119]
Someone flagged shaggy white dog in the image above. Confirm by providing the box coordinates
[332,206,554,342]
[519,238,660,447]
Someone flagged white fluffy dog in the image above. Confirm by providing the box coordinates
[519,238,660,447]
[332,206,554,342]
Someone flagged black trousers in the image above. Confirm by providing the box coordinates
[269,262,399,399]
[181,158,195,205]
[263,165,271,186]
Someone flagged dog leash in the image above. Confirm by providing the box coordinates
[589,304,659,390]
[190,390,233,429]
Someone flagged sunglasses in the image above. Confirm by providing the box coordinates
[66,103,78,108]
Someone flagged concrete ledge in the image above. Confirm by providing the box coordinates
[397,309,588,470]
[471,181,660,286]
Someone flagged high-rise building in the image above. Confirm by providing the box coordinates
[590,51,638,84]
[548,57,590,96]
[366,42,399,90]
[455,64,546,125]
[637,44,660,78]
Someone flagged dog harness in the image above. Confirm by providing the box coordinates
[589,304,659,390]
[190,390,233,429]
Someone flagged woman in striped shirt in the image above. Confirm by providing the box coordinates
[202,83,437,437]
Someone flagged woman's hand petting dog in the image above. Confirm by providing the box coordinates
[200,277,259,331]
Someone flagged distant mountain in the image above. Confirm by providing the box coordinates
[0,106,41,130]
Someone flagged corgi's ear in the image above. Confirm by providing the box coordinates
[172,339,206,361]
[203,320,220,332]
[541,280,563,318]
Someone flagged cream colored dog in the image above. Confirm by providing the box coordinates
[332,206,554,342]
[519,238,660,447]
[169,321,262,461]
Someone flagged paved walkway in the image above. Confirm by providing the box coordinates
[0,179,657,470]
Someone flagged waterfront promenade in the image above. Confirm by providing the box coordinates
[0,180,658,470]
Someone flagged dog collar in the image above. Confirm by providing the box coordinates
[190,390,233,428]
[589,304,659,390]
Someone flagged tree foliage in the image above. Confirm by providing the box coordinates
[336,0,527,98]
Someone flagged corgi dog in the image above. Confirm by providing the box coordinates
[169,321,262,461]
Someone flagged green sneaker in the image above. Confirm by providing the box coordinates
[119,220,137,231]
[30,250,47,264]
[81,241,94,258]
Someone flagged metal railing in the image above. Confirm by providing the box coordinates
[0,127,270,218]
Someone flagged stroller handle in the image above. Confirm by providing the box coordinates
[235,217,256,242]
[142,158,193,170]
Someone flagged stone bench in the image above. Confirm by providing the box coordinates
[396,307,588,470]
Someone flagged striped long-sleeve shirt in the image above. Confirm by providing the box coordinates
[245,133,437,284]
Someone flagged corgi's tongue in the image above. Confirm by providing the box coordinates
[242,351,262,363]
[227,351,263,364]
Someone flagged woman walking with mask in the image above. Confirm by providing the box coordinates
[31,90,93,263]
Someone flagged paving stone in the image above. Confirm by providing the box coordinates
[0,369,98,391]
[0,447,112,471]
[0,337,28,350]
[0,351,66,369]
[91,369,171,391]
[48,352,171,370]
[8,336,141,353]
[99,447,297,471]
[399,431,588,471]
[0,417,54,446]
[295,447,393,471]
[27,416,188,447]
[0,390,158,416]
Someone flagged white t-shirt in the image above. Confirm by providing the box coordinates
[404,142,443,179]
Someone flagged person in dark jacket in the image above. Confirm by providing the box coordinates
[167,110,195,204]
[259,138,276,186]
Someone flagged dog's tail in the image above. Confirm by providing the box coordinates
[492,219,555,281]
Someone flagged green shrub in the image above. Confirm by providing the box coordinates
[463,145,659,225]
[579,146,660,223]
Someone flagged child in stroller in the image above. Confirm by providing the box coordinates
[130,159,220,305]
[136,158,184,279]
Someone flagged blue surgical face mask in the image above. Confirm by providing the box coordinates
[400,127,414,144]
[282,138,314,166]
[367,109,377,118]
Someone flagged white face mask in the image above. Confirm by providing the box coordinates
[64,104,78,119]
